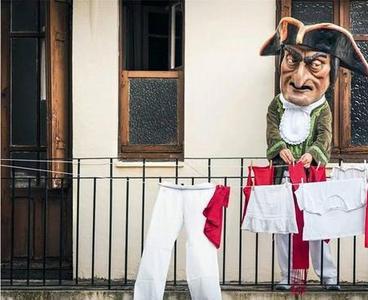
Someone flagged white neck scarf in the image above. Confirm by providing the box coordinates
[279,93,326,145]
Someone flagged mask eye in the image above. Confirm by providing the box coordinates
[309,60,323,72]
[285,54,299,68]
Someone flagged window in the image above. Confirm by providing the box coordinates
[277,0,368,160]
[119,0,184,160]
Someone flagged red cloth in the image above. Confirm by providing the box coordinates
[288,162,309,294]
[203,185,230,249]
[242,165,274,223]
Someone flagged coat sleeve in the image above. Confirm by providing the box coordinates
[306,103,333,165]
[266,97,287,160]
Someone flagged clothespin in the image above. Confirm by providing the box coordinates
[269,160,273,169]
[250,160,253,168]
[317,161,321,170]
[292,160,295,166]
[301,177,304,185]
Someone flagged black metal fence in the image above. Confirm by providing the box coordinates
[1,157,368,291]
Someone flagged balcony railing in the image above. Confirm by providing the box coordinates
[1,157,367,291]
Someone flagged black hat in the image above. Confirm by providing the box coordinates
[260,17,368,76]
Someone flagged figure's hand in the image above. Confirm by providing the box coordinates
[299,153,313,168]
[279,149,295,165]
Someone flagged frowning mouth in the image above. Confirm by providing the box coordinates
[290,82,313,91]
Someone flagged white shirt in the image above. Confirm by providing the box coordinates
[242,182,298,234]
[295,178,367,240]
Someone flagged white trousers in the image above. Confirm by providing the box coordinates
[134,182,222,300]
[276,234,337,281]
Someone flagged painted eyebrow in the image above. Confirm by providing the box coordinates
[284,46,303,61]
[304,53,328,64]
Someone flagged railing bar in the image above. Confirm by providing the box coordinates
[353,235,357,285]
[174,158,179,286]
[337,238,341,285]
[287,234,291,285]
[320,240,324,286]
[141,159,146,255]
[75,159,81,285]
[255,233,258,285]
[91,178,97,285]
[43,170,48,286]
[58,178,64,285]
[27,178,32,286]
[238,158,244,284]
[124,177,130,285]
[271,234,275,290]
[108,158,113,289]
[222,177,227,285]
[10,169,15,285]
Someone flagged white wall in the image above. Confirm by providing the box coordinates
[72,0,368,284]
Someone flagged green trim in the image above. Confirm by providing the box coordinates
[305,102,327,149]
[308,145,328,164]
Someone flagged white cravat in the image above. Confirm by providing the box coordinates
[279,93,326,145]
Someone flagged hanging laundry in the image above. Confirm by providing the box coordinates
[295,178,367,241]
[242,165,274,223]
[331,165,368,248]
[134,182,222,300]
[241,182,298,233]
[203,185,230,249]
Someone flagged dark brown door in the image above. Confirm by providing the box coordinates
[1,0,72,280]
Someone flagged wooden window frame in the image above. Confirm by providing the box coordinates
[118,1,184,161]
[277,0,368,162]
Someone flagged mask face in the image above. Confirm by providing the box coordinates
[280,45,331,106]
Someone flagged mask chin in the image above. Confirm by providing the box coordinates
[287,97,316,106]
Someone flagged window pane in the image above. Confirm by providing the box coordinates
[129,78,177,145]
[123,0,183,70]
[351,41,368,146]
[11,38,38,145]
[291,1,334,24]
[11,0,39,32]
[350,0,368,35]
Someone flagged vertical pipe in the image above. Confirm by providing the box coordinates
[91,178,97,285]
[124,178,130,285]
[76,159,81,284]
[10,168,15,285]
[108,158,113,289]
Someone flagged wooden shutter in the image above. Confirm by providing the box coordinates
[46,0,70,188]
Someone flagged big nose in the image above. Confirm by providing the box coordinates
[292,62,310,88]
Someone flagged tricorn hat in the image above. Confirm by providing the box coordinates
[260,17,368,76]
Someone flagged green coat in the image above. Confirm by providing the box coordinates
[266,94,332,168]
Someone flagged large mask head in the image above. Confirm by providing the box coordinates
[260,17,368,105]
[280,45,331,106]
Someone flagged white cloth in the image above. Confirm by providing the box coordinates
[331,165,368,181]
[276,235,337,281]
[134,182,221,300]
[241,183,298,234]
[279,93,326,145]
[295,178,367,240]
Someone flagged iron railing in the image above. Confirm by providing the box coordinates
[1,157,368,291]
